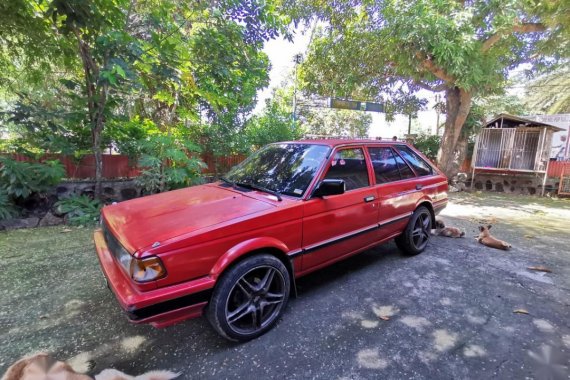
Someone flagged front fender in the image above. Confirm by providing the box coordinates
[209,237,290,279]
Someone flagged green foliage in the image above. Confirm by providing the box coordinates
[136,135,206,193]
[1,89,91,155]
[298,1,568,99]
[301,108,372,137]
[244,99,303,150]
[294,0,569,176]
[413,134,441,161]
[523,66,570,114]
[0,0,288,195]
[55,195,101,226]
[462,94,528,139]
[0,158,65,198]
[0,189,18,220]
[246,83,373,149]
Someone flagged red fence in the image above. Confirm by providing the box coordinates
[547,161,570,178]
[2,153,246,179]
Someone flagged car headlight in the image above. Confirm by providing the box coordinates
[115,247,166,283]
[130,256,166,282]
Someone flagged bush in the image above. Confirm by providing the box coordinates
[412,134,441,161]
[0,190,18,220]
[55,195,101,226]
[0,158,65,198]
[136,135,206,194]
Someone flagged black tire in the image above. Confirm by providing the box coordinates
[395,206,432,256]
[206,254,290,342]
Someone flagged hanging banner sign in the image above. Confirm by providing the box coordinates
[328,98,384,113]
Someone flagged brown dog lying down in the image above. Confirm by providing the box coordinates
[476,225,512,250]
[431,218,465,238]
[1,353,179,380]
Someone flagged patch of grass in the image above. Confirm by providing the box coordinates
[0,226,94,260]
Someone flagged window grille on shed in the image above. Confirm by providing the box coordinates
[470,114,563,196]
[473,128,550,172]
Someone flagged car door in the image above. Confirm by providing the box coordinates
[368,145,418,237]
[301,147,379,272]
[394,145,443,203]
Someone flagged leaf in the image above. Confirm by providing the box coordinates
[115,65,126,78]
[513,309,529,315]
[527,266,552,273]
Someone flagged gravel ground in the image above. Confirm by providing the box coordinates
[1,192,569,379]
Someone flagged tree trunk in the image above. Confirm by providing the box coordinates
[75,28,106,200]
[92,126,103,198]
[436,87,472,178]
[92,83,108,200]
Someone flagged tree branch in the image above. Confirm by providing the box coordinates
[481,23,546,52]
[414,80,447,92]
[415,53,456,83]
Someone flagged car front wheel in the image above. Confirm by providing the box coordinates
[207,254,290,342]
[395,206,432,255]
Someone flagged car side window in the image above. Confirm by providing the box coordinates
[396,146,433,176]
[324,148,370,191]
[368,147,402,183]
[393,150,416,179]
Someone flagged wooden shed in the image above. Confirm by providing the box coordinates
[471,114,563,195]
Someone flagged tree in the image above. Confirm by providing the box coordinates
[300,107,372,137]
[245,98,304,150]
[248,83,373,146]
[294,0,569,177]
[523,67,570,114]
[1,0,288,198]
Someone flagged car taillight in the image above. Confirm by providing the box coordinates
[129,256,166,283]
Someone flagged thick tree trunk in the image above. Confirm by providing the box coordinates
[437,87,472,178]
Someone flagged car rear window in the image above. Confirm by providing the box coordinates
[396,146,433,176]
[368,147,402,183]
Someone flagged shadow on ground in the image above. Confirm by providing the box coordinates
[1,192,569,379]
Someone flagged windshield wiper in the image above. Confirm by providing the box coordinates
[235,181,282,202]
[219,176,235,187]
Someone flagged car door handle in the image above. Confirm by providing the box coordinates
[415,184,423,190]
[364,196,375,203]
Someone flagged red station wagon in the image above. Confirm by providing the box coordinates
[94,139,448,341]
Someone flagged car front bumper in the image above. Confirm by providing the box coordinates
[94,229,215,328]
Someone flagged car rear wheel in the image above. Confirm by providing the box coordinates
[395,206,432,255]
[206,254,290,342]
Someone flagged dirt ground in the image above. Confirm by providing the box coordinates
[1,192,569,379]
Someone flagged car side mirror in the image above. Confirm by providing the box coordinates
[313,179,345,197]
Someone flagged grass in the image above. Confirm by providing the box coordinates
[0,226,102,369]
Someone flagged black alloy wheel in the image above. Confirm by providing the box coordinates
[207,254,290,342]
[395,206,432,255]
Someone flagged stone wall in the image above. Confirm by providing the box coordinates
[470,173,560,196]
[53,179,141,202]
[1,179,142,230]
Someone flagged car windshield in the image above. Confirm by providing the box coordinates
[224,143,330,198]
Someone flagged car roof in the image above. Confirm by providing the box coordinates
[282,139,409,147]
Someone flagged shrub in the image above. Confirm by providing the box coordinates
[55,195,101,226]
[136,135,206,194]
[412,134,441,161]
[0,158,65,198]
[0,190,18,220]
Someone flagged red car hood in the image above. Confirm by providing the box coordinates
[102,184,274,254]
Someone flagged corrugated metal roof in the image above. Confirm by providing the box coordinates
[485,113,564,131]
